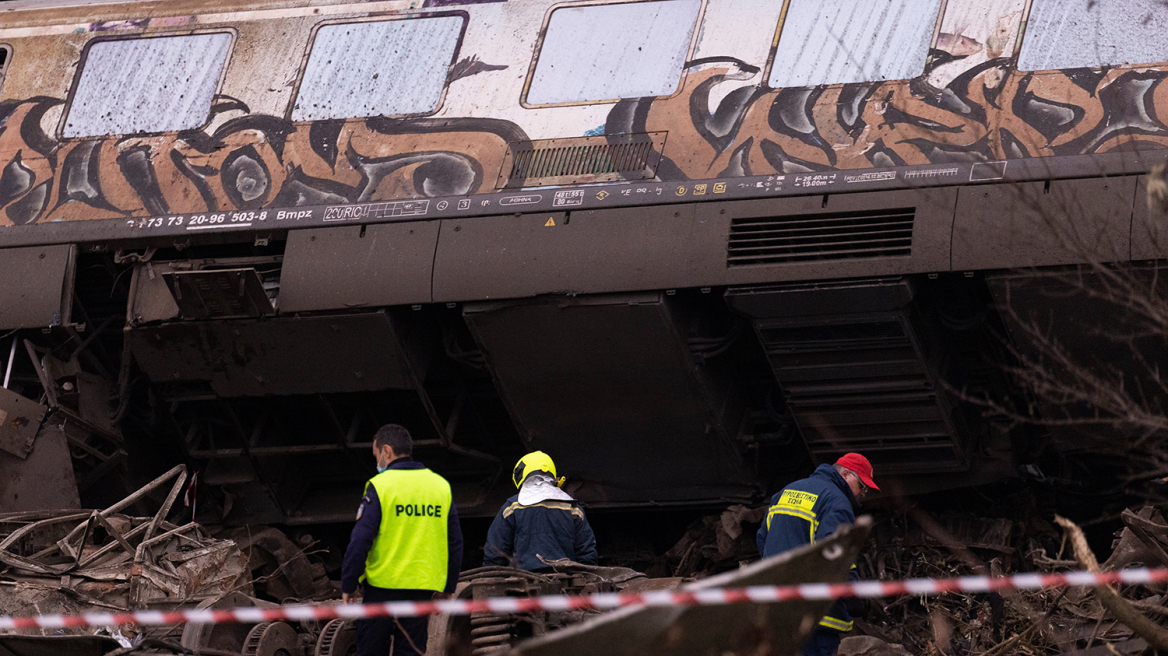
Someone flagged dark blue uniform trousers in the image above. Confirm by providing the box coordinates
[355,586,431,656]
[801,629,842,656]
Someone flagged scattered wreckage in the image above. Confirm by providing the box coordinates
[6,465,1168,656]
[0,467,872,656]
[0,465,335,656]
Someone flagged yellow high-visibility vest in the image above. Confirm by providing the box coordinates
[362,468,451,591]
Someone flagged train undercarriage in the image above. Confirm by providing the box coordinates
[4,185,1154,525]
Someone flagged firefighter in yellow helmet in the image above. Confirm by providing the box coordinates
[483,451,597,571]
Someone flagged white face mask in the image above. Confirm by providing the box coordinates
[376,449,392,473]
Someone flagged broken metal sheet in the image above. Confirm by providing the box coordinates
[0,387,46,459]
[0,245,75,331]
[510,517,872,656]
[0,421,80,513]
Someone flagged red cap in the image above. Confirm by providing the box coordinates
[836,453,879,491]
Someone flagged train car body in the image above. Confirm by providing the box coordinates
[0,0,1163,523]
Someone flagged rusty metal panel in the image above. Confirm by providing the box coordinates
[164,269,274,319]
[0,386,46,458]
[696,187,957,286]
[1132,176,1167,261]
[127,311,427,397]
[292,15,465,121]
[1019,0,1168,71]
[63,33,232,138]
[514,518,872,656]
[463,293,755,505]
[128,263,183,325]
[952,177,1136,270]
[432,206,719,302]
[0,244,75,330]
[769,0,942,87]
[279,222,440,312]
[525,0,701,105]
[0,421,80,513]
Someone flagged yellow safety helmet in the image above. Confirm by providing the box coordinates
[512,451,564,488]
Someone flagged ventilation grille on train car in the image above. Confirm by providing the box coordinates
[500,132,667,188]
[727,207,914,267]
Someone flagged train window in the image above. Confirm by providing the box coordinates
[1018,0,1168,71]
[0,45,10,94]
[524,0,701,106]
[63,33,233,138]
[292,15,466,121]
[767,0,942,88]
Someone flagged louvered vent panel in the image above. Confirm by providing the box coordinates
[501,132,667,188]
[727,207,914,266]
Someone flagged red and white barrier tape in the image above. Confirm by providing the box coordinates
[2,568,1166,630]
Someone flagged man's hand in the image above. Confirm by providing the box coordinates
[342,593,352,604]
[432,592,451,601]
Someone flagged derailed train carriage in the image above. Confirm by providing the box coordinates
[0,0,1163,523]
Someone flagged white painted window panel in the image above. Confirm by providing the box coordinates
[768,0,942,88]
[526,0,702,105]
[292,16,464,122]
[1019,0,1168,71]
[64,33,232,138]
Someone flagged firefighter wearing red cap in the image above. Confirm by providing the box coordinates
[756,453,879,656]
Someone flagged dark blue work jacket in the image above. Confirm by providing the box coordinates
[483,495,598,572]
[756,464,859,634]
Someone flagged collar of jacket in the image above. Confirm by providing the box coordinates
[812,463,858,507]
[386,456,426,471]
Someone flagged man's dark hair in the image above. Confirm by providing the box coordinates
[374,424,413,456]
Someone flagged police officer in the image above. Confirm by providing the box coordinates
[756,453,879,656]
[483,451,597,571]
[342,424,464,656]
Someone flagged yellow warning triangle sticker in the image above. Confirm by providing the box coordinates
[544,217,556,227]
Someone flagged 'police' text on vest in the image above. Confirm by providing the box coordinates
[396,504,443,518]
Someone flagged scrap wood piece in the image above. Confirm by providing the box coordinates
[1054,515,1168,652]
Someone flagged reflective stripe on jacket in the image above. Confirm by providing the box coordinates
[483,494,597,572]
[756,463,858,633]
[364,467,452,591]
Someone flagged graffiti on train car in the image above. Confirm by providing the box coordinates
[620,56,1168,179]
[0,56,1165,227]
[0,96,527,226]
